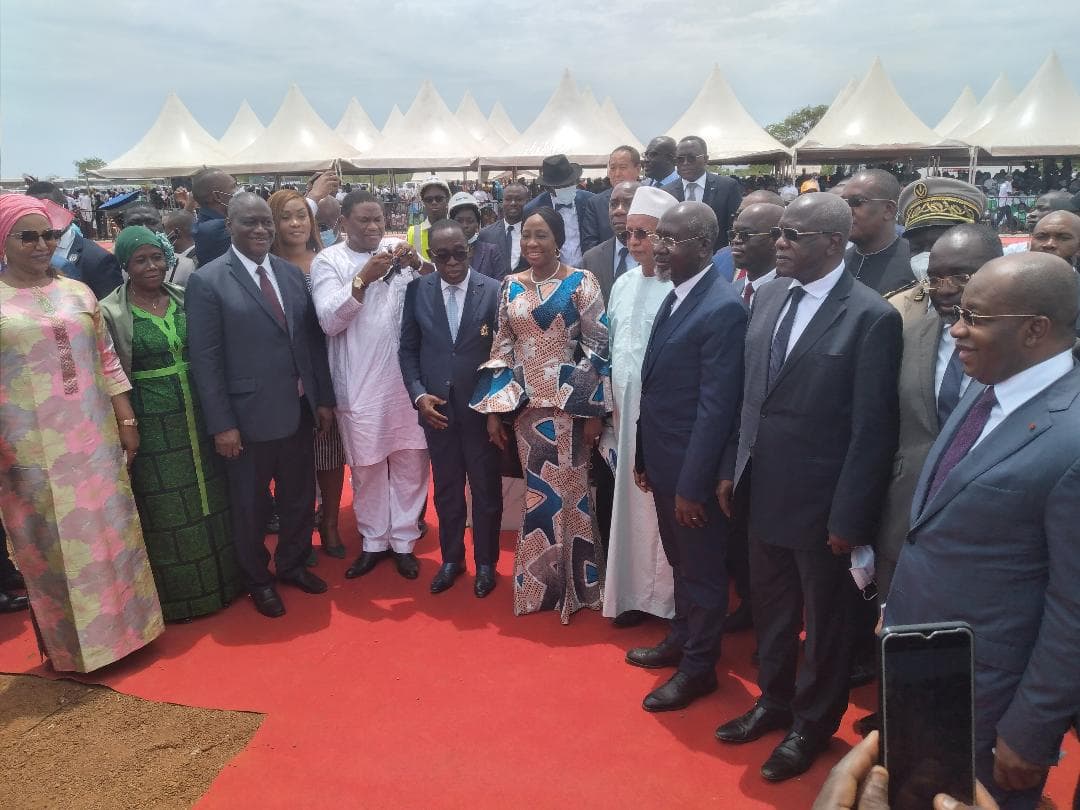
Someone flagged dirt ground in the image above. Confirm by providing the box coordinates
[0,674,262,810]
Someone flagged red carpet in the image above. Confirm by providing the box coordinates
[2,483,1076,808]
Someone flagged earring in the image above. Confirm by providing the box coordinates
[555,248,562,259]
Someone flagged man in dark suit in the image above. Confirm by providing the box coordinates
[839,169,915,296]
[715,192,902,782]
[186,193,336,618]
[399,220,502,598]
[477,182,530,278]
[628,201,747,713]
[522,154,594,268]
[581,180,640,304]
[642,136,679,188]
[580,146,642,254]
[190,168,237,267]
[661,136,742,251]
[886,253,1080,810]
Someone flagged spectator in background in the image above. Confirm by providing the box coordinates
[407,178,451,263]
[123,203,196,286]
[163,208,197,275]
[522,154,595,268]
[662,136,742,250]
[316,196,342,247]
[448,192,505,281]
[581,146,643,253]
[840,169,915,296]
[642,136,679,188]
[190,168,238,266]
[478,181,530,278]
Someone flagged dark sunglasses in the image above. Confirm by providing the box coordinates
[621,227,656,242]
[844,196,894,208]
[431,248,469,263]
[952,305,1041,326]
[15,229,64,244]
[727,228,772,243]
[770,227,835,242]
[674,154,706,164]
[422,195,448,205]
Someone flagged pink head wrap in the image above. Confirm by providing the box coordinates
[0,193,74,259]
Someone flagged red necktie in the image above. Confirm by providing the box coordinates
[256,265,287,330]
[734,268,747,282]
[925,386,997,503]
[742,281,754,306]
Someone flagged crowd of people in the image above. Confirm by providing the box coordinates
[2,132,1079,809]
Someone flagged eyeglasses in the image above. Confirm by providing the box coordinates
[926,273,971,290]
[769,227,836,242]
[844,196,894,208]
[952,305,1041,326]
[648,233,706,250]
[14,229,64,244]
[212,189,237,204]
[727,229,773,243]
[674,154,705,164]
[430,247,469,263]
[422,195,447,205]
[622,228,657,242]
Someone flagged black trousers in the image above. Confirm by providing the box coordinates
[0,521,18,581]
[751,536,853,740]
[225,404,315,588]
[589,447,614,557]
[653,492,729,677]
[726,481,752,603]
[426,418,502,567]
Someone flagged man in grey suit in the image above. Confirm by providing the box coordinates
[186,193,336,618]
[715,193,902,782]
[886,253,1080,810]
[399,220,502,598]
[581,180,640,305]
[580,146,642,254]
[477,182,530,279]
[662,136,743,251]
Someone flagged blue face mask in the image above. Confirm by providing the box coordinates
[320,229,337,247]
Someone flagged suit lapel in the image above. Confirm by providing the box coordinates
[455,272,484,345]
[229,251,289,334]
[767,272,852,394]
[702,173,717,206]
[427,273,453,343]
[643,267,716,381]
[913,310,942,430]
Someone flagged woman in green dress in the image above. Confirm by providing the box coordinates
[101,226,241,621]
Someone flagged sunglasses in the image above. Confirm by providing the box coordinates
[844,196,894,208]
[727,228,772,243]
[14,229,64,244]
[674,154,706,164]
[621,228,656,242]
[431,248,469,263]
[422,195,448,205]
[648,233,706,250]
[770,227,836,242]
[926,273,971,290]
[952,305,1041,326]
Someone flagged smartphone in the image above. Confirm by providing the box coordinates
[879,622,975,810]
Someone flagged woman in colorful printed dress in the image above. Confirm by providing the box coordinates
[0,195,163,672]
[471,207,612,624]
[100,226,242,621]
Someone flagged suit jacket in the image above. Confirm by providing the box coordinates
[185,250,335,443]
[193,207,231,267]
[637,265,747,503]
[662,172,742,250]
[579,187,613,254]
[399,270,499,429]
[712,246,736,283]
[477,219,526,278]
[581,237,617,305]
[886,362,1080,766]
[726,270,902,549]
[470,239,506,282]
[58,230,123,300]
[523,189,595,256]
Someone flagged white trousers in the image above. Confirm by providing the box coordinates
[351,448,430,553]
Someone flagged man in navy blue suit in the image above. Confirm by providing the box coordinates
[399,220,503,598]
[662,136,743,251]
[628,201,747,712]
[580,145,642,254]
[523,154,594,268]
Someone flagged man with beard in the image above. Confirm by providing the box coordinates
[840,169,915,295]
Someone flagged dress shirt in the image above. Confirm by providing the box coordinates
[682,173,707,202]
[772,262,845,357]
[232,247,284,309]
[440,269,470,335]
[648,170,679,187]
[972,349,1074,449]
[743,269,777,307]
[613,242,639,278]
[551,195,583,267]
[669,263,712,314]
[504,220,521,270]
[934,323,972,400]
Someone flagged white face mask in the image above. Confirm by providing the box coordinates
[552,186,577,205]
[909,251,930,283]
[849,545,876,595]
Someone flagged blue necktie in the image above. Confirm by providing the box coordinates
[615,246,628,278]
[937,345,964,427]
[555,203,573,210]
[447,285,460,342]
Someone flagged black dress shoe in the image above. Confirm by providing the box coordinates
[474,565,496,598]
[722,601,753,633]
[715,702,793,744]
[345,550,389,579]
[0,590,29,613]
[853,711,880,737]
[394,552,420,580]
[429,562,463,594]
[760,731,827,782]
[849,658,877,688]
[279,569,328,594]
[250,585,285,618]
[612,609,648,628]
[1,569,26,590]
[625,642,683,669]
[642,670,718,712]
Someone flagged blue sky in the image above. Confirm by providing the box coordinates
[2,0,1078,177]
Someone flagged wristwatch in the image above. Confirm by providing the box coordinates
[119,418,138,427]
[352,274,367,294]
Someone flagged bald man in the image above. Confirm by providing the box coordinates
[714,190,785,283]
[840,169,915,296]
[1031,210,1080,266]
[886,253,1080,810]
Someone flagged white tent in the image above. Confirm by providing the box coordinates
[967,52,1080,157]
[946,74,1016,139]
[218,100,265,157]
[664,65,789,163]
[381,105,405,138]
[933,86,977,136]
[794,58,969,162]
[99,93,231,178]
[600,97,643,151]
[335,97,380,154]
[353,80,482,170]
[455,91,507,154]
[486,70,622,167]
[223,84,360,174]
[806,78,858,141]
[488,102,520,142]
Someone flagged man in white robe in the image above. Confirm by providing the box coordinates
[310,190,433,579]
[601,186,678,624]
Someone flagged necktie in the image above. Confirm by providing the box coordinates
[648,290,678,351]
[734,268,747,282]
[925,386,997,503]
[936,345,964,427]
[256,266,287,330]
[767,286,806,388]
[687,183,698,201]
[447,285,460,342]
[742,281,754,307]
[505,224,514,265]
[616,246,629,278]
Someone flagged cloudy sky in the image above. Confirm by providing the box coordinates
[2,0,1078,177]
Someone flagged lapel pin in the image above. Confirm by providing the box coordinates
[480,324,490,337]
[1029,423,1036,431]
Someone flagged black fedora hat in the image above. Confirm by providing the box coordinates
[537,154,582,188]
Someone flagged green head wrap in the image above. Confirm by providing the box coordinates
[114,225,176,272]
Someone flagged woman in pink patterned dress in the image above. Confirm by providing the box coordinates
[0,194,163,672]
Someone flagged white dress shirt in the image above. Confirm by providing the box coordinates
[682,173,707,202]
[934,323,972,400]
[232,247,283,309]
[972,349,1075,449]
[743,269,776,307]
[669,263,712,314]
[773,262,845,358]
[503,220,521,271]
[550,194,583,267]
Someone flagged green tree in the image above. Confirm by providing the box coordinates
[766,105,829,147]
[74,156,106,175]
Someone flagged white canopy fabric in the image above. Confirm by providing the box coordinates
[223,85,360,174]
[455,91,507,154]
[806,78,858,141]
[967,53,1080,157]
[353,81,482,170]
[99,93,231,178]
[794,58,969,162]
[600,97,643,151]
[218,100,265,157]
[382,105,405,138]
[487,102,520,142]
[665,65,789,163]
[946,74,1016,139]
[335,97,380,154]
[934,86,978,136]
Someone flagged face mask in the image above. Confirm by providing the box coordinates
[320,229,337,247]
[909,251,930,283]
[849,545,877,599]
[468,233,478,245]
[552,186,576,205]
